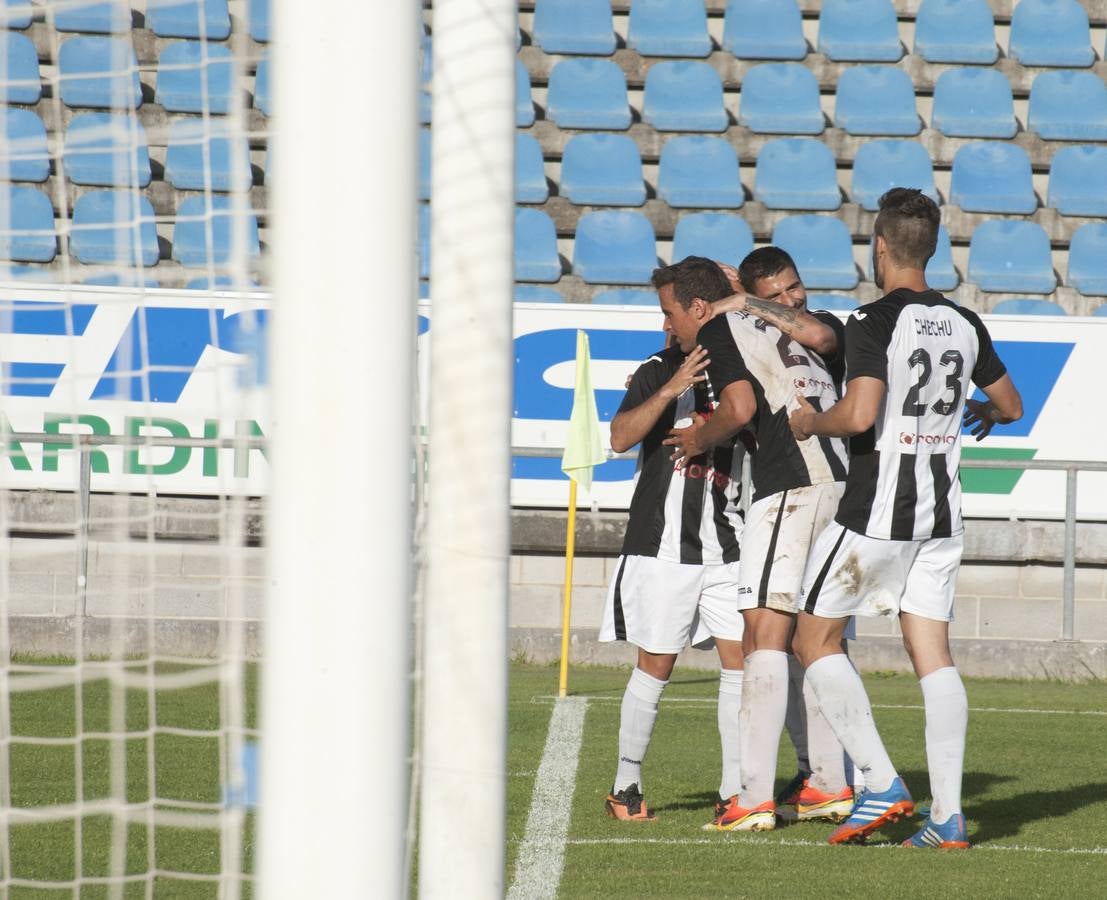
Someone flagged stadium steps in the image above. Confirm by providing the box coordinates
[35,103,268,148]
[32,177,268,221]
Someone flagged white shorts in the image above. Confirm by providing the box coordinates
[800,522,963,623]
[599,555,745,654]
[738,481,845,614]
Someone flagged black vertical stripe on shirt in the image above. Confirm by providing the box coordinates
[612,556,628,640]
[757,490,788,606]
[711,442,742,563]
[807,396,848,482]
[890,453,919,540]
[679,461,706,565]
[930,453,953,538]
[804,526,848,613]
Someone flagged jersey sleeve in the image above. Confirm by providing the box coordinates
[615,353,669,416]
[697,315,752,395]
[959,308,1008,388]
[844,306,894,383]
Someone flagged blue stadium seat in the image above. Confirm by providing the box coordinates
[254,56,271,116]
[771,215,858,289]
[63,113,152,187]
[0,109,49,182]
[931,68,1015,138]
[165,119,252,191]
[754,138,840,210]
[172,195,261,268]
[1067,223,1107,295]
[810,295,858,311]
[1095,304,1107,317]
[546,59,630,130]
[516,59,534,127]
[249,0,270,42]
[1028,71,1107,141]
[515,284,563,302]
[1008,0,1093,67]
[186,276,260,290]
[532,0,615,55]
[658,136,743,208]
[817,0,903,62]
[628,0,711,57]
[419,33,430,124]
[515,133,548,203]
[147,0,231,40]
[990,298,1066,316]
[55,2,132,34]
[58,36,142,109]
[0,33,40,104]
[723,0,806,60]
[851,140,937,211]
[834,66,919,136]
[913,0,996,63]
[572,211,657,284]
[968,221,1056,293]
[927,225,959,292]
[671,213,754,268]
[70,191,159,266]
[515,208,561,283]
[950,143,1036,214]
[738,63,824,134]
[643,61,727,132]
[418,128,430,201]
[1048,146,1107,216]
[84,273,160,287]
[559,133,645,206]
[156,41,234,113]
[593,289,658,305]
[0,186,56,262]
[1,0,31,29]
[418,204,429,279]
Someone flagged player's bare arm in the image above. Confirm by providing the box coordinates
[663,380,756,467]
[963,373,1023,441]
[789,376,886,441]
[610,346,711,453]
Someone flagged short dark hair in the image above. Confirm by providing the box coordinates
[651,256,732,309]
[874,188,940,270]
[738,246,799,291]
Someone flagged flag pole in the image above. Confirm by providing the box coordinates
[558,478,578,698]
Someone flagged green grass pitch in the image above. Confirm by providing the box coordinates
[507,663,1107,899]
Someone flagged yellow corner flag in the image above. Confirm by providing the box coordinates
[560,330,607,493]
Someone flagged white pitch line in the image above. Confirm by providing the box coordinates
[506,696,588,900]
[558,836,1107,856]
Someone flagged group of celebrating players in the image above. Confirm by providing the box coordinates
[598,189,1023,848]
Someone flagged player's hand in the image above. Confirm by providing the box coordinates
[664,413,706,468]
[963,398,998,441]
[663,346,710,399]
[789,394,817,441]
[716,262,744,295]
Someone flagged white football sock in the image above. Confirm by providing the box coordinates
[783,653,810,776]
[921,666,967,824]
[803,674,848,793]
[717,668,743,799]
[738,649,789,808]
[804,654,898,794]
[614,667,668,793]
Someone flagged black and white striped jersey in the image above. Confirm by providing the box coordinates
[697,312,849,503]
[810,308,847,391]
[835,289,1007,541]
[617,345,745,566]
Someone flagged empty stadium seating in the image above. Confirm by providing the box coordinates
[1048,146,1107,217]
[0,109,49,183]
[968,221,1056,294]
[546,59,630,130]
[164,119,253,191]
[851,140,937,211]
[515,284,564,302]
[990,298,1067,316]
[722,0,806,60]
[931,68,1017,138]
[834,66,920,136]
[172,195,260,268]
[754,138,840,210]
[249,0,270,42]
[642,61,727,132]
[559,133,645,206]
[532,0,615,55]
[156,41,235,113]
[516,58,535,127]
[515,208,561,283]
[1027,71,1107,141]
[772,216,858,290]
[0,0,31,29]
[572,211,657,284]
[418,204,429,280]
[593,289,658,305]
[738,64,824,134]
[419,128,431,201]
[927,226,959,292]
[671,213,754,269]
[1067,224,1107,296]
[515,133,548,203]
[0,187,56,262]
[950,143,1037,214]
[810,295,859,311]
[0,32,40,103]
[63,113,152,187]
[69,191,159,267]
[255,56,271,116]
[55,2,132,35]
[817,0,903,62]
[1008,0,1094,67]
[657,136,743,208]
[147,0,231,40]
[627,0,711,57]
[59,36,142,109]
[912,0,997,63]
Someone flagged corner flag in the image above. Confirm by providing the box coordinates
[560,330,606,493]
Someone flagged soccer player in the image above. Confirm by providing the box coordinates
[789,188,1023,848]
[666,261,850,832]
[599,257,746,823]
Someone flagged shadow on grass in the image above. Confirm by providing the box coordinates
[967,780,1107,844]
